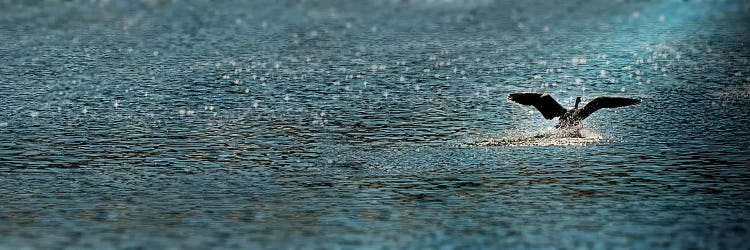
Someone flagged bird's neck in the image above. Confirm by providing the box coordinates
[574,98,581,108]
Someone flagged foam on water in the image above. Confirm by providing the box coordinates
[473,128,604,147]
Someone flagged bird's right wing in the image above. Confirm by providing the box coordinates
[508,93,566,119]
[580,96,640,119]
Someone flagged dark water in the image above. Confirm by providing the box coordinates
[2,0,750,249]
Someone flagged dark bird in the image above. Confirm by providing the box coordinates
[508,93,640,129]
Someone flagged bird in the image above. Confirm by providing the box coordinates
[507,93,640,129]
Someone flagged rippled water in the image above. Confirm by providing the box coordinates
[2,0,750,249]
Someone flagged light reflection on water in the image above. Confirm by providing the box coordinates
[1,0,750,249]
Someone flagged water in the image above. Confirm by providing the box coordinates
[1,0,750,249]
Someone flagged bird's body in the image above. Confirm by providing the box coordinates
[508,93,640,129]
[558,108,583,128]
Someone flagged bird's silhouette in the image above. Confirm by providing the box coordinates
[508,93,640,129]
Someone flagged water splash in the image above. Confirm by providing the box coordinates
[473,128,604,147]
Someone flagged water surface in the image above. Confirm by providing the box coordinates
[1,0,750,249]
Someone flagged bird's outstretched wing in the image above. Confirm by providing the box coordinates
[508,93,566,119]
[579,96,640,119]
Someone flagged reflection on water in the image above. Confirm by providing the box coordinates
[1,0,750,249]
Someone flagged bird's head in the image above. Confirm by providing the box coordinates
[574,97,581,108]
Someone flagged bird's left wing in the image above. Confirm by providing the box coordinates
[580,96,640,119]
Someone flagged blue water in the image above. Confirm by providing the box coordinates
[2,0,750,249]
